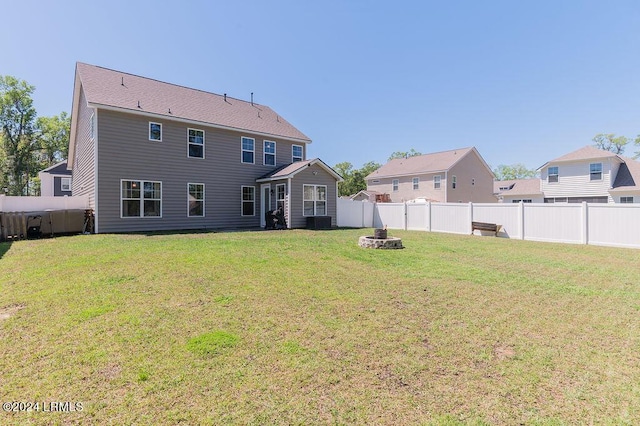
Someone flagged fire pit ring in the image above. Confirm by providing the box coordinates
[358,234,403,249]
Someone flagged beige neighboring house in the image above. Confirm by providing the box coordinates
[365,147,496,203]
[494,179,544,203]
[350,190,390,202]
[538,145,640,203]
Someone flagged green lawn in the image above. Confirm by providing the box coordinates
[1,229,640,425]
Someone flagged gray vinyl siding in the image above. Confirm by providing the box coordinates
[288,163,338,229]
[71,87,96,208]
[53,177,73,197]
[95,109,310,233]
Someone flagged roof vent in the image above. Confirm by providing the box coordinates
[224,93,227,102]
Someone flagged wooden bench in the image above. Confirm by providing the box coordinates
[471,221,502,236]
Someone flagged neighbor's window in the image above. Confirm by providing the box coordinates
[452,175,457,189]
[548,166,558,183]
[590,163,602,181]
[188,129,204,158]
[621,196,634,203]
[241,186,255,216]
[303,185,326,216]
[471,178,475,186]
[412,177,419,190]
[188,183,204,217]
[292,145,303,162]
[264,140,276,166]
[434,175,441,189]
[61,177,72,192]
[242,137,255,164]
[121,180,161,217]
[276,184,286,210]
[392,179,399,191]
[149,122,162,141]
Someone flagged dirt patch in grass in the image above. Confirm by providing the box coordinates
[0,303,25,321]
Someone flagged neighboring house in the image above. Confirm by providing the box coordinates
[538,145,640,203]
[68,62,341,233]
[365,147,496,203]
[494,179,544,203]
[38,161,72,196]
[350,190,390,202]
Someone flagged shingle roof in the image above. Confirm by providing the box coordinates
[543,146,620,167]
[256,158,343,182]
[40,161,71,175]
[366,147,486,179]
[75,62,311,143]
[611,155,640,191]
[494,179,542,196]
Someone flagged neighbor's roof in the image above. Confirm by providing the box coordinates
[538,146,622,170]
[39,161,72,176]
[611,155,640,192]
[256,158,343,182]
[73,62,311,143]
[494,179,542,196]
[366,147,493,180]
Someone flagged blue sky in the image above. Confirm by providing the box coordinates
[4,0,640,171]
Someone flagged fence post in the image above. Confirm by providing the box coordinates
[519,201,525,240]
[468,202,474,234]
[403,202,407,230]
[582,202,588,245]
[426,201,431,232]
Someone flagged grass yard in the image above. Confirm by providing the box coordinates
[2,229,640,425]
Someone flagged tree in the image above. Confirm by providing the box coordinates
[493,163,538,181]
[592,133,629,155]
[334,160,381,197]
[0,76,38,195]
[388,148,422,161]
[36,111,70,168]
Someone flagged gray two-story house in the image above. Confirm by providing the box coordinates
[68,62,341,233]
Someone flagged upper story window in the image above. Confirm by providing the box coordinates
[264,141,276,166]
[241,137,255,164]
[472,178,475,186]
[548,166,558,183]
[412,177,419,190]
[61,177,72,192]
[188,183,205,217]
[392,179,399,191]
[188,129,204,158]
[149,122,162,141]
[452,176,457,189]
[621,196,634,203]
[121,180,162,217]
[292,145,303,162]
[590,163,602,181]
[434,175,441,189]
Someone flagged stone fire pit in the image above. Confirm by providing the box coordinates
[358,235,404,249]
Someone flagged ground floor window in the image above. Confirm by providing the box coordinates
[188,183,204,216]
[121,180,161,217]
[544,196,607,203]
[621,196,634,203]
[242,186,255,216]
[512,199,532,203]
[303,184,326,216]
[61,177,72,192]
[276,184,286,210]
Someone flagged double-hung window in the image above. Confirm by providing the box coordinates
[412,177,419,190]
[548,166,558,183]
[121,180,161,217]
[276,184,286,210]
[242,186,255,216]
[242,137,255,164]
[621,196,634,204]
[292,145,303,162]
[434,175,441,189]
[61,178,72,192]
[452,176,457,189]
[264,141,276,166]
[303,185,326,216]
[149,122,162,141]
[392,179,399,192]
[590,163,602,181]
[188,129,204,158]
[188,183,204,217]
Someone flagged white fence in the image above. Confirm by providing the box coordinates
[337,199,640,249]
[0,195,89,212]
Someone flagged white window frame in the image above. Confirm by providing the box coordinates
[187,128,205,159]
[292,145,303,162]
[61,177,72,192]
[434,175,442,189]
[452,175,457,189]
[276,183,286,210]
[241,137,255,164]
[621,196,634,204]
[264,140,276,166]
[392,179,399,192]
[303,184,327,216]
[120,179,162,218]
[590,162,602,181]
[241,185,255,216]
[149,122,162,141]
[187,183,205,217]
[412,177,419,190]
[548,166,558,183]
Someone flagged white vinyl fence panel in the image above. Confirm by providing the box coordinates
[431,203,470,234]
[337,198,374,228]
[406,203,429,231]
[473,203,521,239]
[524,204,583,244]
[374,203,405,229]
[0,195,89,212]
[587,204,640,248]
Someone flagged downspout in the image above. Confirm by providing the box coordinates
[93,108,99,234]
[287,177,292,229]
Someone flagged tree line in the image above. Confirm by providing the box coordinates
[0,76,70,196]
